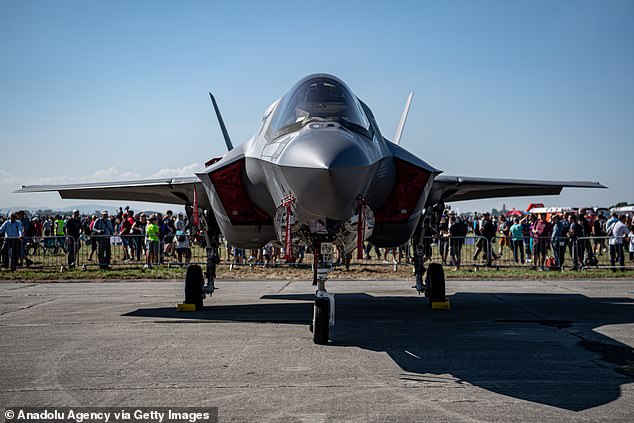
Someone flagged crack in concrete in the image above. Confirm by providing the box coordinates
[0,297,56,316]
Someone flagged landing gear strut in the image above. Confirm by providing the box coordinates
[411,221,427,294]
[412,211,447,306]
[183,207,221,308]
[311,240,335,344]
[202,210,221,297]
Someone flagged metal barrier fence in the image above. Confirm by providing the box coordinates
[0,235,210,270]
[0,234,632,272]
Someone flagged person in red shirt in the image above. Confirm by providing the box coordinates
[126,211,139,261]
[119,212,133,261]
[532,213,552,270]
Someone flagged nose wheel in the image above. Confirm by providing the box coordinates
[313,296,331,344]
[310,241,336,344]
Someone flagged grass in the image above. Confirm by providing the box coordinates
[2,238,631,281]
[0,262,631,282]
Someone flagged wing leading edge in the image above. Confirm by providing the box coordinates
[428,175,606,205]
[15,177,210,209]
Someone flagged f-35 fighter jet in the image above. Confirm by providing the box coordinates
[18,74,605,343]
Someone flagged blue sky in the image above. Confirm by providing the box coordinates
[1,0,632,213]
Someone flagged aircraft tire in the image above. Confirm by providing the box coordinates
[185,264,204,310]
[313,297,330,344]
[426,263,446,303]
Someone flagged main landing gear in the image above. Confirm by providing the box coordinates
[412,217,448,308]
[413,249,448,307]
[182,209,220,311]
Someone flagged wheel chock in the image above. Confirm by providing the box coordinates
[431,300,450,310]
[177,303,197,312]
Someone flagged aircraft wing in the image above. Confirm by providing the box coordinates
[15,176,211,209]
[428,175,606,204]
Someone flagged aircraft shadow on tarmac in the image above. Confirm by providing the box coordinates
[124,291,634,411]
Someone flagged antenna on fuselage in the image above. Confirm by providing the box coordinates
[208,92,234,151]
[393,91,414,145]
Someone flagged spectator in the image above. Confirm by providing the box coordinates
[54,214,66,253]
[532,213,552,270]
[87,215,98,261]
[119,211,133,261]
[17,210,31,266]
[43,216,52,237]
[131,213,147,262]
[579,214,593,263]
[364,242,381,261]
[174,213,191,264]
[448,214,467,270]
[472,214,485,262]
[592,214,606,256]
[438,217,449,264]
[609,215,630,272]
[568,214,586,270]
[497,215,511,258]
[234,247,245,264]
[606,212,619,234]
[25,216,42,257]
[550,215,567,269]
[65,210,82,269]
[520,214,533,261]
[163,210,176,259]
[509,217,525,264]
[92,210,114,270]
[473,212,497,265]
[145,215,160,268]
[0,213,24,271]
[629,223,634,263]
[125,211,138,260]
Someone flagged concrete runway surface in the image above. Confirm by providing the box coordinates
[0,278,633,422]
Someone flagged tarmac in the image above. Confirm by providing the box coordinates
[0,277,633,422]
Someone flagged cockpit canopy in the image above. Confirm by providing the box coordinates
[269,75,371,138]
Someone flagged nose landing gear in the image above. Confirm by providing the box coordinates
[311,241,336,344]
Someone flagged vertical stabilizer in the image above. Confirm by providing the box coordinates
[393,92,414,145]
[209,92,234,151]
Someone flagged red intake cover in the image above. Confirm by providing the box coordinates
[209,159,272,225]
[374,158,430,224]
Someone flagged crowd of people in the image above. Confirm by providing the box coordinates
[1,206,633,272]
[0,207,194,271]
[464,210,633,272]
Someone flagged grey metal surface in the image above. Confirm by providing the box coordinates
[1,278,632,422]
[15,177,210,209]
[428,175,606,204]
[15,73,606,250]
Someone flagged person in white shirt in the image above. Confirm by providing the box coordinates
[174,213,191,264]
[629,223,634,263]
[609,215,630,272]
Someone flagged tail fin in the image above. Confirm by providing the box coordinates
[208,92,234,151]
[393,91,414,145]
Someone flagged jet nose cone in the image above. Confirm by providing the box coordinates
[281,166,376,221]
[278,128,374,169]
[276,129,378,221]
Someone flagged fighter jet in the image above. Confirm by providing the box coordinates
[17,73,605,344]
